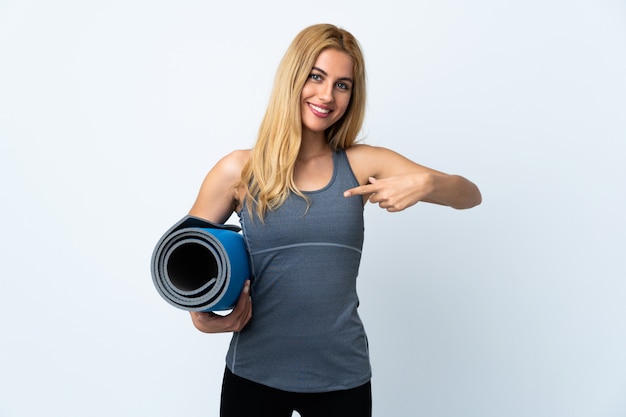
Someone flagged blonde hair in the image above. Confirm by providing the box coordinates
[240,23,367,219]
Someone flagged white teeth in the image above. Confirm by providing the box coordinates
[310,104,330,114]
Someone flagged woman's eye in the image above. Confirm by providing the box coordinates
[336,82,349,90]
[309,73,322,81]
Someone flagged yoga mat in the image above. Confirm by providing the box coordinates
[151,215,250,312]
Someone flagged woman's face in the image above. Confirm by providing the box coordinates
[300,48,354,138]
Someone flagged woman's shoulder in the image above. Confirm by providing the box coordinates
[344,144,383,184]
[223,148,252,164]
[345,143,387,157]
[203,149,251,192]
[215,149,251,177]
[345,143,373,153]
[189,149,251,221]
[345,143,415,183]
[345,143,390,166]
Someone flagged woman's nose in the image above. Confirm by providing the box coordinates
[317,82,334,103]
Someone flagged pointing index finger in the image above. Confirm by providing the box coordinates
[343,183,376,197]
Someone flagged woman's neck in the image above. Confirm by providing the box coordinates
[294,133,333,191]
[299,130,330,161]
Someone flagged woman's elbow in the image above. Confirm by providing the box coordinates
[462,185,482,209]
[453,177,482,209]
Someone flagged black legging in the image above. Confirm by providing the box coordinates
[220,367,372,417]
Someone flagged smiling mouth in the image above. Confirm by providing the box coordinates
[308,103,332,117]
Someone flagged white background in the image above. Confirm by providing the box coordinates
[1,1,625,416]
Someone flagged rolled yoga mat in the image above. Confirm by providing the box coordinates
[151,215,250,312]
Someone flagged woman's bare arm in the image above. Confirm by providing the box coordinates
[187,150,253,333]
[345,145,481,211]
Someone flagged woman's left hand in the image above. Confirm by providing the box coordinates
[343,174,434,212]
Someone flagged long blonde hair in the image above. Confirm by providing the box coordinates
[240,23,367,219]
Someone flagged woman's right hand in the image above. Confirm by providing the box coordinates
[189,280,252,333]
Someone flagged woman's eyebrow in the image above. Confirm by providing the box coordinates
[312,66,354,83]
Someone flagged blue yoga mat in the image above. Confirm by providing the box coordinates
[151,215,250,312]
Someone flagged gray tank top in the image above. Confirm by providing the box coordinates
[227,149,371,393]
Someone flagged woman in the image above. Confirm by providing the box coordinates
[188,24,481,417]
